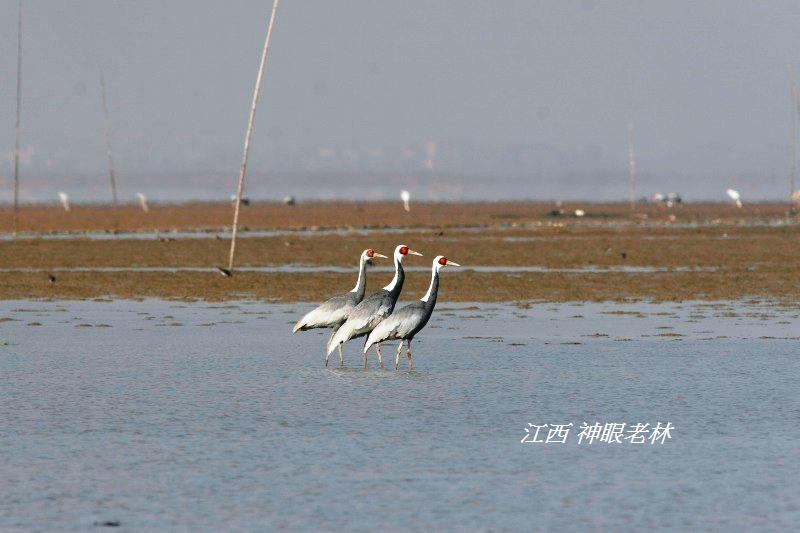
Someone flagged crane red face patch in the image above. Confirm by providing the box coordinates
[400,246,409,255]
[438,256,448,266]
[367,249,375,257]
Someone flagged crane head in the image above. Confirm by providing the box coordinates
[435,255,460,270]
[362,248,388,265]
[396,244,423,261]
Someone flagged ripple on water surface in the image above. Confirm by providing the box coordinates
[0,299,798,530]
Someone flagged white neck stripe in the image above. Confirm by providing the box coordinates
[351,256,366,292]
[383,253,402,291]
[420,264,439,302]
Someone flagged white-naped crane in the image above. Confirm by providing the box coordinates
[58,192,70,211]
[136,192,149,213]
[726,188,743,208]
[364,255,459,370]
[326,244,423,368]
[293,248,388,367]
[400,189,411,212]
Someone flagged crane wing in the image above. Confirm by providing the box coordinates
[327,291,392,354]
[293,293,351,332]
[344,294,391,333]
[365,302,425,348]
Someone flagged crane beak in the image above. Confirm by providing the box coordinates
[408,249,423,256]
[446,260,460,267]
[373,253,389,259]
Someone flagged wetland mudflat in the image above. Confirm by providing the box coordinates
[3,203,800,302]
[1,299,797,530]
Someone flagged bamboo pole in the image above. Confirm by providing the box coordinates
[100,70,119,206]
[13,0,23,234]
[627,120,637,210]
[788,59,798,205]
[624,53,636,211]
[224,0,281,276]
[794,89,800,204]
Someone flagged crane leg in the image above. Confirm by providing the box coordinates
[375,343,384,369]
[363,349,368,371]
[325,331,335,367]
[406,340,414,369]
[338,343,344,368]
[395,341,404,370]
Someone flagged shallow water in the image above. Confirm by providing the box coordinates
[1,215,798,242]
[1,299,798,530]
[0,227,417,242]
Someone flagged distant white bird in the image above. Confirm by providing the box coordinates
[282,195,295,205]
[58,192,70,211]
[651,192,682,208]
[136,192,149,213]
[400,190,411,212]
[726,188,743,208]
[574,209,585,217]
[665,192,682,208]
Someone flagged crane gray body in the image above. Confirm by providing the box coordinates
[293,252,375,367]
[292,290,362,333]
[364,255,458,369]
[365,269,438,347]
[326,260,405,354]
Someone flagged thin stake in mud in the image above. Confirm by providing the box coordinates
[627,120,636,210]
[100,70,118,206]
[12,0,23,235]
[788,56,799,208]
[225,0,281,277]
[624,52,636,212]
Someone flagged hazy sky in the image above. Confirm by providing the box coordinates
[2,1,800,201]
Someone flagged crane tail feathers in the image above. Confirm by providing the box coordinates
[292,315,310,333]
[363,331,377,354]
[327,327,349,355]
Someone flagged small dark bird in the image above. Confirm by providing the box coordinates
[48,274,56,284]
[621,252,627,259]
[217,267,232,277]
[93,520,120,527]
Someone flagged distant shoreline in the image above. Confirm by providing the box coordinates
[0,201,798,303]
[0,200,796,234]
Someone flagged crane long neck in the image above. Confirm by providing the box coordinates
[382,255,405,299]
[420,266,440,311]
[350,256,368,298]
